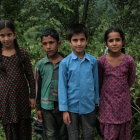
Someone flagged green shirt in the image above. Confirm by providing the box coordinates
[35,55,63,110]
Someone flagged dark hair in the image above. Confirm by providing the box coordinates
[67,23,88,41]
[41,28,59,42]
[104,27,125,53]
[0,19,24,73]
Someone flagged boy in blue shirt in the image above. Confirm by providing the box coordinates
[58,24,99,140]
[35,29,67,140]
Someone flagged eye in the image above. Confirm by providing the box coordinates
[108,39,113,43]
[80,38,86,42]
[48,41,56,44]
[115,38,121,42]
[42,41,56,46]
[72,39,78,42]
[0,34,5,38]
[42,42,47,46]
[7,33,13,37]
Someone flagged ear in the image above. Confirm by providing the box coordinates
[122,41,125,46]
[57,41,61,48]
[105,42,107,45]
[14,32,16,39]
[85,39,88,45]
[68,40,72,46]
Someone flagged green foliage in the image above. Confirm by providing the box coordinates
[0,122,5,140]
[0,0,140,139]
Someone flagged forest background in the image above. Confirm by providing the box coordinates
[0,0,140,139]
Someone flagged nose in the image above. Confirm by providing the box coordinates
[113,40,117,45]
[46,43,51,49]
[77,40,82,45]
[4,36,9,41]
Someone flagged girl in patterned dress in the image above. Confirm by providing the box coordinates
[98,27,136,140]
[0,19,35,140]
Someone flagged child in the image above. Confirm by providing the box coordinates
[98,27,136,140]
[0,19,35,140]
[35,28,67,140]
[58,23,99,140]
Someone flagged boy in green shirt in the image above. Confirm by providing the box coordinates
[35,29,67,140]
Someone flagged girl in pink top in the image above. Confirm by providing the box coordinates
[98,27,136,140]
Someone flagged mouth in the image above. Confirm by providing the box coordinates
[4,42,10,46]
[47,50,53,53]
[112,47,119,49]
[46,51,54,54]
[76,47,83,49]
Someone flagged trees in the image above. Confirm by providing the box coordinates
[0,0,140,139]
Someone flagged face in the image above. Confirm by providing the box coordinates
[69,33,88,56]
[41,35,60,57]
[106,32,124,53]
[0,28,16,49]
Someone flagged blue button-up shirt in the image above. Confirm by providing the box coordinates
[58,52,99,114]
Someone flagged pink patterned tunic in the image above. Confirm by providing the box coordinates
[0,48,35,125]
[98,54,136,124]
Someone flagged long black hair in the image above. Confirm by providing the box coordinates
[0,19,24,73]
[104,27,125,54]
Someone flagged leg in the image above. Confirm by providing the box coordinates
[81,111,96,140]
[58,122,68,140]
[100,123,119,140]
[3,123,16,140]
[119,121,131,140]
[53,104,68,140]
[18,119,32,140]
[3,119,32,140]
[66,112,80,140]
[42,109,58,140]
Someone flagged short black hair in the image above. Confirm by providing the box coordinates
[67,23,88,41]
[41,28,59,42]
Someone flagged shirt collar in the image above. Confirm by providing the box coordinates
[71,52,90,61]
[43,55,50,64]
[42,52,65,64]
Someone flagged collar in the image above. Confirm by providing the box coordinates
[71,52,90,61]
[42,52,65,64]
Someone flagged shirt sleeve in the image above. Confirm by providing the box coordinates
[128,57,136,88]
[35,67,42,111]
[93,59,99,104]
[58,61,68,111]
[23,51,35,99]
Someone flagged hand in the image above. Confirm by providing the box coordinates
[29,98,36,109]
[63,111,71,125]
[36,110,43,122]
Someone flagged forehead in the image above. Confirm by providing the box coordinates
[71,33,86,39]
[42,35,56,42]
[107,32,121,39]
[0,28,13,34]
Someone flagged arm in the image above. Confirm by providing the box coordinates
[93,60,99,104]
[23,51,35,108]
[58,61,68,111]
[35,67,42,111]
[98,59,104,94]
[35,67,43,122]
[59,62,71,125]
[23,51,35,99]
[128,58,136,88]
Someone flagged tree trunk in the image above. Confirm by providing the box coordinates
[82,0,89,24]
